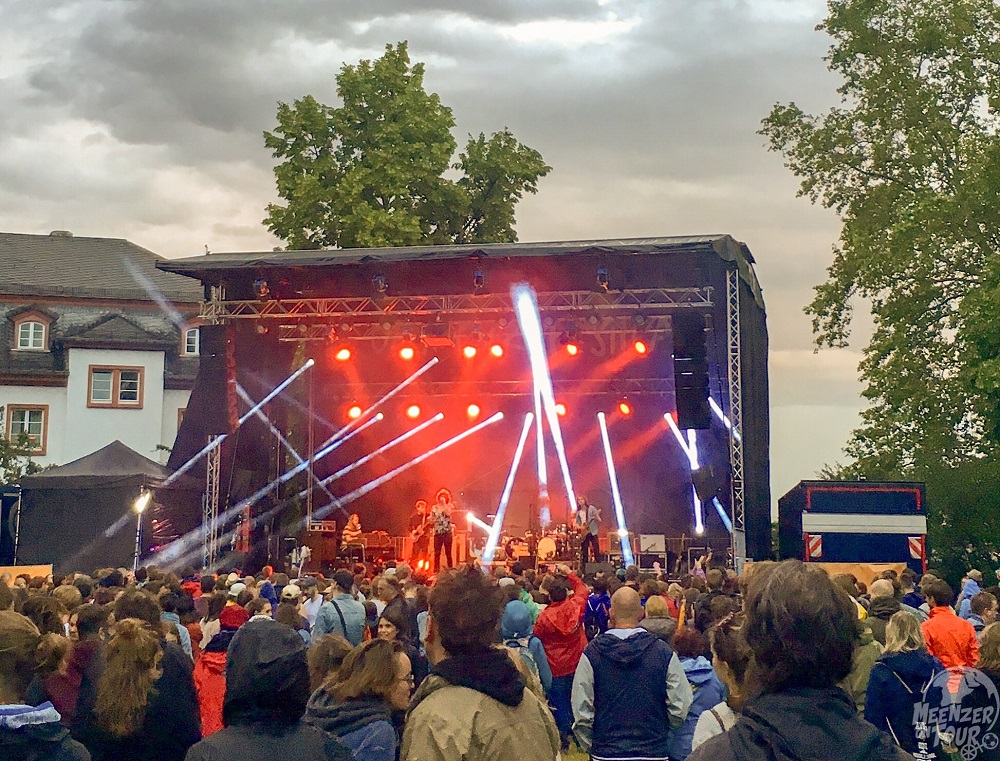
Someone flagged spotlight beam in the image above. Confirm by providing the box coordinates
[534,385,549,526]
[712,496,733,533]
[513,284,575,511]
[236,383,338,505]
[165,358,315,486]
[664,413,695,465]
[597,412,634,567]
[466,513,492,533]
[311,412,504,521]
[297,413,444,498]
[484,412,534,564]
[687,430,705,535]
[709,397,741,442]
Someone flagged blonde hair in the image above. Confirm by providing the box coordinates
[978,623,1000,672]
[327,639,402,703]
[645,595,670,618]
[0,610,70,699]
[95,618,162,737]
[884,611,924,655]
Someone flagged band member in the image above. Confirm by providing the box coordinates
[342,513,363,545]
[408,499,431,564]
[431,488,454,572]
[577,495,601,567]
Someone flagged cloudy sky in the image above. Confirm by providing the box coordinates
[0,0,867,505]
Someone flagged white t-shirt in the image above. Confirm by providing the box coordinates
[692,701,737,751]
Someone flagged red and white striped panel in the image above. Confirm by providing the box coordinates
[806,533,822,560]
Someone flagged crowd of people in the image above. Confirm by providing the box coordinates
[1,555,998,760]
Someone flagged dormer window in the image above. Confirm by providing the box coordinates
[182,326,200,356]
[12,313,51,352]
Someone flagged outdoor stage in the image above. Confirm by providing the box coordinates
[156,236,770,573]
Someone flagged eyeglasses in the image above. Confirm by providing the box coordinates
[397,674,415,687]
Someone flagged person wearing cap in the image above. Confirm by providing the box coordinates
[313,570,367,646]
[193,603,249,737]
[300,578,324,629]
[184,619,351,761]
[958,569,984,619]
[276,585,311,645]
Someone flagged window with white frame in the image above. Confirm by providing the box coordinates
[15,320,46,350]
[183,327,200,356]
[7,406,47,454]
[89,366,144,408]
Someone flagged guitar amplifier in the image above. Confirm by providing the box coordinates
[308,521,338,534]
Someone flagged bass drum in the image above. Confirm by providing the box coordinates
[537,536,557,561]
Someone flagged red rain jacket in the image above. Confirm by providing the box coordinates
[192,649,227,736]
[533,572,589,677]
[922,606,979,669]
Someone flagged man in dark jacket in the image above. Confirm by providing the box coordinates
[571,586,692,761]
[688,561,912,761]
[866,579,902,645]
[184,619,350,761]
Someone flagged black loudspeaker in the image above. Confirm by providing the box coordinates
[586,562,616,577]
[637,554,666,569]
[672,313,711,430]
[691,465,721,502]
[198,324,239,435]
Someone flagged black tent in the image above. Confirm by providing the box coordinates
[17,440,201,574]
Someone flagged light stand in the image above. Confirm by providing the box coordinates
[133,489,152,572]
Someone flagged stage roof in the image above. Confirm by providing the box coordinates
[158,235,765,308]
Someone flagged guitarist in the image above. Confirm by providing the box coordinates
[408,499,430,566]
[576,494,602,568]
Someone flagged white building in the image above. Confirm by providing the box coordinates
[0,231,203,466]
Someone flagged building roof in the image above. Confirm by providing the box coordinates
[62,313,176,350]
[158,234,764,308]
[0,231,204,303]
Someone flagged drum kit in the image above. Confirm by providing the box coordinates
[501,524,575,563]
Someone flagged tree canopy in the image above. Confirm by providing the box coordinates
[264,42,550,250]
[761,0,1000,478]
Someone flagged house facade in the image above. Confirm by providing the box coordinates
[0,231,203,466]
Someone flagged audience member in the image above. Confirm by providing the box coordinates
[921,579,979,668]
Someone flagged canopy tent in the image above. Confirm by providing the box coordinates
[17,440,201,574]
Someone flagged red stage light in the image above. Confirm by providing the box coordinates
[619,401,632,416]
[565,342,580,357]
[347,405,363,420]
[462,345,477,359]
[466,404,481,419]
[406,404,421,419]
[634,340,648,355]
[555,402,567,416]
[334,346,352,362]
[489,343,504,358]
[399,345,416,361]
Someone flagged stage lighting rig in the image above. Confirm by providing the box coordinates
[473,269,486,293]
[372,274,388,296]
[596,267,610,292]
[559,330,580,357]
[253,278,270,300]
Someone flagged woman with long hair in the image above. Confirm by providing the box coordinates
[0,609,89,760]
[308,635,353,693]
[199,592,227,650]
[692,613,752,751]
[80,609,200,761]
[305,639,412,761]
[377,601,427,686]
[864,610,945,756]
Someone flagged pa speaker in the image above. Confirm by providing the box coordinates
[198,324,239,435]
[585,562,616,577]
[691,465,721,502]
[672,313,711,429]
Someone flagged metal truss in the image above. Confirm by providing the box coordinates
[201,287,713,324]
[325,377,677,400]
[726,268,746,568]
[203,438,221,569]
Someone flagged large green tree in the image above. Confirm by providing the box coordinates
[264,42,550,249]
[761,0,1000,478]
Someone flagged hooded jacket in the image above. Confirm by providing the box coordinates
[572,629,692,761]
[500,600,553,693]
[958,578,983,619]
[864,649,944,755]
[401,647,560,761]
[668,656,727,761]
[26,639,104,735]
[0,703,91,761]
[533,573,588,677]
[837,623,884,713]
[866,596,901,645]
[184,620,351,761]
[305,692,397,761]
[686,687,912,761]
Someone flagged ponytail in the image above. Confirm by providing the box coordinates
[95,617,162,737]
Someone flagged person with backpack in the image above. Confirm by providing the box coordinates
[500,599,552,696]
[585,577,611,641]
[865,611,945,757]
